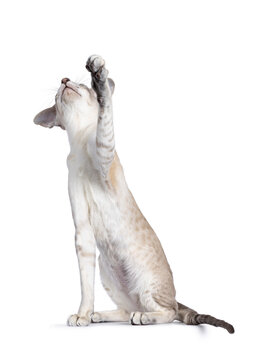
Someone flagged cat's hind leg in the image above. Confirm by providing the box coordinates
[130,291,178,325]
[130,309,176,325]
[91,309,129,323]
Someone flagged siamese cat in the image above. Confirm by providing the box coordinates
[34,55,234,333]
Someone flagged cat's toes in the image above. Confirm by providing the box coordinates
[67,314,91,326]
[86,55,105,74]
[91,312,103,323]
[77,316,91,326]
[67,314,78,326]
[130,312,150,325]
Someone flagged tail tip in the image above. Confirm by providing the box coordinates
[227,324,235,334]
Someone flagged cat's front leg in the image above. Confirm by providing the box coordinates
[67,178,96,326]
[67,223,96,326]
[86,55,115,179]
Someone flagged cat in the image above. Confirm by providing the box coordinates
[34,55,234,333]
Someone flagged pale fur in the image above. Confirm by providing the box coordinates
[34,56,234,333]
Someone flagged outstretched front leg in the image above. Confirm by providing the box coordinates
[86,55,115,178]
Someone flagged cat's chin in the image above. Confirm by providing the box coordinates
[62,87,80,100]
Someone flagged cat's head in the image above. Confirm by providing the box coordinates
[33,77,114,132]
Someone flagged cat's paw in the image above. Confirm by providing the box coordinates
[86,55,108,81]
[129,312,150,325]
[67,314,91,326]
[90,312,103,323]
[86,55,105,73]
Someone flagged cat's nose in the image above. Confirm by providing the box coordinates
[61,78,70,85]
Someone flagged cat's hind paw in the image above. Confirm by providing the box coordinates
[90,312,103,323]
[129,312,150,325]
[67,314,91,326]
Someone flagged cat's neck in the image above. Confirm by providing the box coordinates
[66,123,94,150]
[64,113,96,150]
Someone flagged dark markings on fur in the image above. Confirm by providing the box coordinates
[86,55,115,178]
[177,302,234,334]
[130,313,135,325]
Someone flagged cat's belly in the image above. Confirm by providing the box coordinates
[84,178,144,311]
[98,253,142,312]
[89,200,140,310]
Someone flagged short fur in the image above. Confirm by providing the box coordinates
[34,55,234,333]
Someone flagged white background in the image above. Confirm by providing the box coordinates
[0,0,269,359]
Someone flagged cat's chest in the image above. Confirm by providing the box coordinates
[73,164,123,245]
[67,150,126,253]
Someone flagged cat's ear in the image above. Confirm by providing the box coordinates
[108,78,115,95]
[33,105,59,128]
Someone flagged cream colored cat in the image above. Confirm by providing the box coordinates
[34,55,234,333]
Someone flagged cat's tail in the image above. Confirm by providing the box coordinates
[176,301,235,334]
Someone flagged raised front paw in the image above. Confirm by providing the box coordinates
[86,55,108,82]
[67,313,91,327]
[130,311,150,325]
[86,55,104,73]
